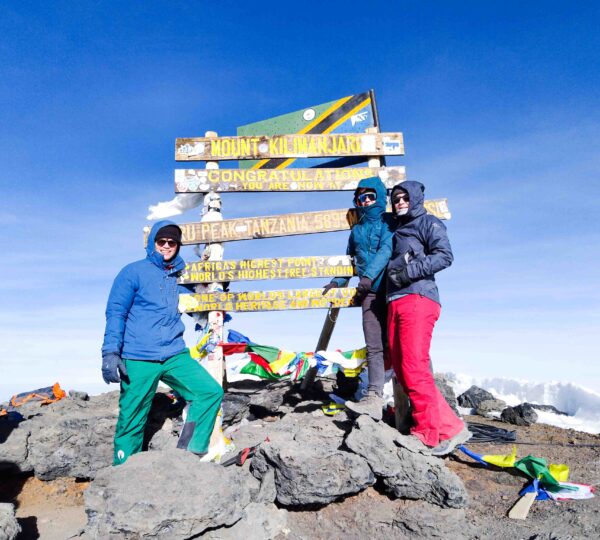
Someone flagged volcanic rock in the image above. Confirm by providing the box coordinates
[344,416,468,509]
[85,450,253,539]
[525,403,568,416]
[26,392,119,480]
[250,413,374,505]
[222,393,251,426]
[0,504,20,540]
[434,374,460,414]
[202,503,288,540]
[0,421,32,474]
[501,403,538,426]
[457,386,495,409]
[475,398,507,416]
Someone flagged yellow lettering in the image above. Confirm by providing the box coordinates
[296,136,308,155]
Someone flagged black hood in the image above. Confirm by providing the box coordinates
[391,180,427,222]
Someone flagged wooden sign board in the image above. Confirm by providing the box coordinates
[179,287,359,313]
[175,132,404,161]
[179,255,354,284]
[144,201,451,246]
[174,166,406,193]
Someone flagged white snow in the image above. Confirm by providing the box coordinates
[146,193,204,219]
[446,373,600,434]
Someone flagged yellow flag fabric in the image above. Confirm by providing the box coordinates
[343,363,367,378]
[322,403,346,416]
[269,350,297,375]
[549,463,569,482]
[482,446,517,468]
[190,332,211,359]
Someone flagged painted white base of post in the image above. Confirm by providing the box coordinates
[195,131,234,462]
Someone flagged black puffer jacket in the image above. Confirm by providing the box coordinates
[386,181,453,305]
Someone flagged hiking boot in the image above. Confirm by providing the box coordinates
[397,433,433,454]
[431,426,472,457]
[345,392,384,421]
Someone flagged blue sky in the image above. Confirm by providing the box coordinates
[1,1,599,400]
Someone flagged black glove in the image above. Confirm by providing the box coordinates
[388,265,411,288]
[355,277,373,300]
[322,282,339,295]
[102,353,128,384]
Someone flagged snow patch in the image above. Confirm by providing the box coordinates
[445,373,600,434]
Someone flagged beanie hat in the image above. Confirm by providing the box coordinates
[155,224,182,244]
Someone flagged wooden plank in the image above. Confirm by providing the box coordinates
[179,287,359,313]
[143,200,450,246]
[175,132,404,161]
[508,490,537,520]
[174,166,406,193]
[179,255,354,284]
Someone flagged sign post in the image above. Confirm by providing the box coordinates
[145,91,454,453]
[195,131,230,460]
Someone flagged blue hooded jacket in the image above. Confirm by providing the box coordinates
[101,220,190,361]
[332,176,394,292]
[386,181,453,305]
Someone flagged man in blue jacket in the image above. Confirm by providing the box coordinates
[101,220,223,465]
[324,176,394,420]
[386,181,470,456]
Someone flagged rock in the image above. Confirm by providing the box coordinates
[249,386,286,416]
[525,403,568,416]
[251,413,374,506]
[475,398,507,416]
[344,416,468,509]
[27,392,119,480]
[285,489,472,540]
[69,390,90,401]
[226,381,288,417]
[144,391,185,444]
[0,503,20,540]
[252,443,374,507]
[434,374,459,414]
[146,420,178,452]
[501,403,538,426]
[202,503,288,540]
[252,467,277,504]
[4,390,188,481]
[222,394,251,426]
[457,386,495,409]
[0,422,32,473]
[392,500,472,538]
[85,450,253,539]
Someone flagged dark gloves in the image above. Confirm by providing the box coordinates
[102,353,128,384]
[322,282,339,295]
[355,277,373,300]
[388,264,411,287]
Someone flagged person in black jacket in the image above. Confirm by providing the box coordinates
[387,181,471,456]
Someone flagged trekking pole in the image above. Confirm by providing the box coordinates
[300,278,350,392]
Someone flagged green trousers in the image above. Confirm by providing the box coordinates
[113,350,223,465]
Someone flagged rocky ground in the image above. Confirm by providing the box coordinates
[1,380,599,539]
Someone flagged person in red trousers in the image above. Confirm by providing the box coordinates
[386,181,471,456]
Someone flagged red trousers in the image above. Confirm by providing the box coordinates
[387,295,464,447]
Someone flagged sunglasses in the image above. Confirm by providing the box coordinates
[356,191,377,204]
[156,238,179,248]
[393,194,410,204]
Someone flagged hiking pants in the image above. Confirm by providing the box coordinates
[387,295,464,447]
[362,291,387,396]
[113,350,223,465]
